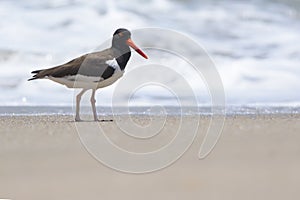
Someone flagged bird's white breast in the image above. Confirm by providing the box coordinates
[105,58,121,71]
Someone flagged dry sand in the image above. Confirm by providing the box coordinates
[1,114,300,200]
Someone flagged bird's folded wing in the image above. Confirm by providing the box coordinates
[33,51,115,79]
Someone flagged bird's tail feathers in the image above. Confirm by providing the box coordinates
[28,68,44,81]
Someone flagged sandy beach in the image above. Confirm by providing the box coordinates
[1,114,300,200]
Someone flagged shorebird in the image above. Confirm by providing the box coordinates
[28,28,148,121]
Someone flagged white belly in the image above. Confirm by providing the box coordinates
[48,71,124,89]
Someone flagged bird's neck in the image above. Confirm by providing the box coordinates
[112,46,131,70]
[116,51,131,70]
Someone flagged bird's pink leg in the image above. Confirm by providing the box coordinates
[75,89,87,121]
[90,89,98,121]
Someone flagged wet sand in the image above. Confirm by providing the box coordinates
[1,114,300,200]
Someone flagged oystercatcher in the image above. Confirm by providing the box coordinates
[28,28,148,121]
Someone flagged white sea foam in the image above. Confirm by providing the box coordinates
[0,0,299,107]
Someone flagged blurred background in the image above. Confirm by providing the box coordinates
[0,0,299,108]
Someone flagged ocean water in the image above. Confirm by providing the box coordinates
[0,0,300,110]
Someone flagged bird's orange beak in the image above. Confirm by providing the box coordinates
[126,38,148,59]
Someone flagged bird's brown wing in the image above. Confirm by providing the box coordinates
[28,49,115,81]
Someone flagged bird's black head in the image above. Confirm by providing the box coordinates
[112,28,148,59]
[112,28,131,50]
